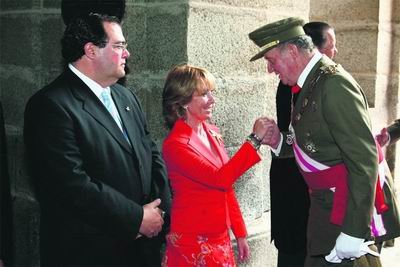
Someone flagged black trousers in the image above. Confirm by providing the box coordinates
[277,250,306,267]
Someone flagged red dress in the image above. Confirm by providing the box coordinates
[161,119,261,266]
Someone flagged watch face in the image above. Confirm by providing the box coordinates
[61,0,126,25]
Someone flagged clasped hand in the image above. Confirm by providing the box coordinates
[375,127,389,147]
[138,198,165,238]
[252,117,281,149]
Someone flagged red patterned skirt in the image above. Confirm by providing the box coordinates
[162,231,236,267]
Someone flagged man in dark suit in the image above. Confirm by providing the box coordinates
[24,13,171,266]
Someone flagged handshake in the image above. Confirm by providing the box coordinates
[252,117,281,149]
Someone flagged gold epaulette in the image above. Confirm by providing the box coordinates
[320,64,339,75]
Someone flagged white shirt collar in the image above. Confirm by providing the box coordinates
[68,63,110,97]
[297,50,323,87]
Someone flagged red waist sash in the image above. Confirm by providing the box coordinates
[300,163,348,225]
[300,160,388,226]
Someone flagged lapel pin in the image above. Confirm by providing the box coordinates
[125,106,130,111]
[209,130,223,146]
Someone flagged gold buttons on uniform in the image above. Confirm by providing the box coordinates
[302,98,308,108]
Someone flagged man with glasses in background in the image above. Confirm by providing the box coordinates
[24,13,171,266]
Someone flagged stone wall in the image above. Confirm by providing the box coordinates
[1,0,399,266]
[0,0,64,265]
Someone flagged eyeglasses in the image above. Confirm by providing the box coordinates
[111,42,128,51]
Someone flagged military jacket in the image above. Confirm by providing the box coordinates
[279,56,378,243]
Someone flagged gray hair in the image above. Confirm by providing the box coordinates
[279,35,315,54]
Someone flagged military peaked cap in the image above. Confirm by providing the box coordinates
[249,17,306,61]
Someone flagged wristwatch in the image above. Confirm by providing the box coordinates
[246,133,262,150]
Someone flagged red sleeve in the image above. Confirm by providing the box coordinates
[163,141,261,191]
[228,188,247,238]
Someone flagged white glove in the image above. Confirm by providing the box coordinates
[325,233,380,263]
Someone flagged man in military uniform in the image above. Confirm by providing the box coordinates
[249,17,382,266]
[269,21,342,267]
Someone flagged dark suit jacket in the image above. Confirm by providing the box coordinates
[269,82,310,253]
[24,68,171,266]
[1,102,13,265]
[387,119,400,145]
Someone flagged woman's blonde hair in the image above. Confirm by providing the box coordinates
[162,64,216,129]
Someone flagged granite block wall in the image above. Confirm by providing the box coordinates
[1,0,399,266]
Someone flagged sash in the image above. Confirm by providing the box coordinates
[297,158,348,226]
[372,144,389,237]
[292,137,388,236]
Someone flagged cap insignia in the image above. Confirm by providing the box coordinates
[260,40,280,51]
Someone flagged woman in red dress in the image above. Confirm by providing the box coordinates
[161,64,270,266]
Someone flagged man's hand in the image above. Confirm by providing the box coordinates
[376,127,389,147]
[139,198,164,238]
[325,232,380,263]
[252,117,273,141]
[260,119,281,149]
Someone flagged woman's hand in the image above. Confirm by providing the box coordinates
[253,117,281,149]
[252,117,268,139]
[237,237,250,263]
